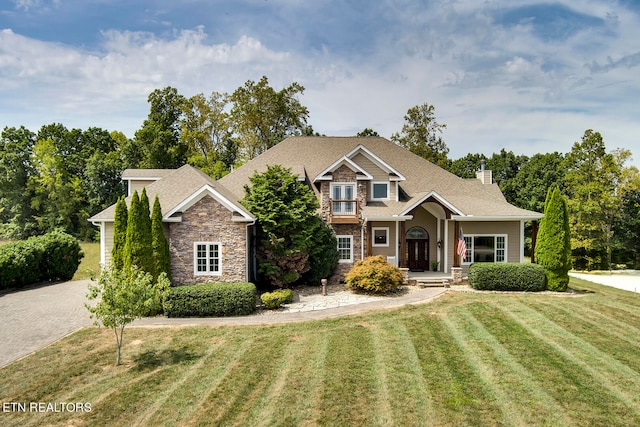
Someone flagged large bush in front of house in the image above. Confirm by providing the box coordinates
[0,230,84,289]
[345,255,404,294]
[242,165,339,288]
[535,186,571,292]
[260,288,294,310]
[163,282,257,317]
[468,263,546,292]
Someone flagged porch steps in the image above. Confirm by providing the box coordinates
[415,278,452,288]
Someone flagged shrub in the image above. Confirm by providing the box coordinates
[0,231,83,289]
[38,230,84,281]
[468,263,546,292]
[260,289,294,309]
[345,255,404,294]
[163,282,257,317]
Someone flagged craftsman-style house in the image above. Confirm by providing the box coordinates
[90,136,543,284]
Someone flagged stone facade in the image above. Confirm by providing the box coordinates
[168,195,248,285]
[319,165,367,223]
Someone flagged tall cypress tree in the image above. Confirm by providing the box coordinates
[123,190,153,274]
[151,195,171,280]
[111,196,128,270]
[535,187,571,291]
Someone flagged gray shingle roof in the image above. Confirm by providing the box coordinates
[91,136,542,223]
[89,164,254,222]
[220,136,542,219]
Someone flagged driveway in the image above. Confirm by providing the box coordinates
[569,271,640,293]
[0,280,94,368]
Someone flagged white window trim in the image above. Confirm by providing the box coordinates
[461,234,508,265]
[337,235,353,263]
[372,227,390,247]
[371,181,390,200]
[330,182,357,215]
[194,242,222,276]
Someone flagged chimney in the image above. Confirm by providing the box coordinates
[476,159,492,184]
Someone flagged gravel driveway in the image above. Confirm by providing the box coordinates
[0,280,94,368]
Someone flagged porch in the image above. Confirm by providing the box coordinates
[406,270,455,288]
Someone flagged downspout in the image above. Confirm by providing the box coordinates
[246,220,256,282]
[520,220,525,263]
[361,220,365,261]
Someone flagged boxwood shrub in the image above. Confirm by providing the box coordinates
[0,231,83,290]
[260,289,294,310]
[163,282,257,317]
[468,263,546,292]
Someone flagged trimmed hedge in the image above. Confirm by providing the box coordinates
[260,289,294,309]
[468,263,546,292]
[0,231,84,290]
[163,282,257,317]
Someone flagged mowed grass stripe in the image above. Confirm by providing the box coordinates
[452,307,571,426]
[465,298,639,425]
[248,329,330,426]
[558,299,640,348]
[185,328,291,426]
[522,300,640,372]
[372,320,436,426]
[318,323,378,426]
[498,301,640,420]
[405,313,502,426]
[131,333,230,426]
[441,308,530,427]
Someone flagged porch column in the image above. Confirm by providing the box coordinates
[366,221,372,257]
[400,221,407,268]
[531,220,538,263]
[453,220,460,267]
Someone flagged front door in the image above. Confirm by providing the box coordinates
[407,239,429,271]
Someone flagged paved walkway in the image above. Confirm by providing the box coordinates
[133,285,449,327]
[0,280,95,368]
[0,280,448,367]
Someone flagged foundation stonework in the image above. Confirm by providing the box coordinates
[169,195,248,285]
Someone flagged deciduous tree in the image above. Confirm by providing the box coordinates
[391,102,449,167]
[230,76,309,159]
[86,265,170,365]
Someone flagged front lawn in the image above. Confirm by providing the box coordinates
[1,278,639,426]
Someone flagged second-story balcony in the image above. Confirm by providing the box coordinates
[329,199,359,224]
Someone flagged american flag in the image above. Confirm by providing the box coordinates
[456,228,467,261]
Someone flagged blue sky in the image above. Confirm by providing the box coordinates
[1,0,639,164]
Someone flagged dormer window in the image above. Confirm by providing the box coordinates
[371,182,389,200]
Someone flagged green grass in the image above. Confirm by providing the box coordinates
[1,278,639,426]
[72,241,100,281]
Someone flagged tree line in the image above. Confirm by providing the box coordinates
[1,76,638,269]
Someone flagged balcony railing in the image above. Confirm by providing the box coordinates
[329,199,359,224]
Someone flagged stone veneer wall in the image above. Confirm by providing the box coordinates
[169,195,247,285]
[318,165,369,284]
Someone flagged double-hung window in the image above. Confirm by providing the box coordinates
[462,235,507,264]
[337,235,353,263]
[331,183,356,214]
[194,242,221,275]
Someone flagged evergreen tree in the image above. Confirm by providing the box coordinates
[123,190,153,274]
[535,187,571,291]
[242,165,338,287]
[111,196,128,269]
[151,195,171,280]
